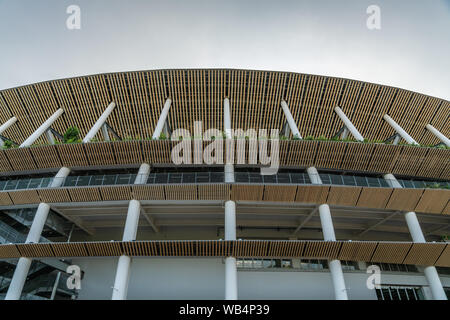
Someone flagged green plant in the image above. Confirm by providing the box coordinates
[304,135,314,140]
[3,140,15,149]
[63,126,80,143]
[159,133,167,140]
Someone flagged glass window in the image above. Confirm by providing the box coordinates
[412,180,426,188]
[355,176,368,187]
[263,175,276,183]
[210,172,224,183]
[367,177,381,187]
[235,173,249,183]
[168,173,182,184]
[196,172,210,183]
[63,176,78,187]
[155,173,168,184]
[28,178,43,189]
[249,173,263,183]
[0,180,6,191]
[290,173,306,184]
[4,180,19,190]
[277,173,291,184]
[342,175,357,186]
[16,179,30,190]
[402,180,414,188]
[76,176,91,186]
[90,175,105,186]
[182,173,195,183]
[103,175,117,185]
[319,174,331,185]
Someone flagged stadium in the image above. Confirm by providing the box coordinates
[0,69,448,300]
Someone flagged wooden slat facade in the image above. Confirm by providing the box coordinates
[0,240,447,267]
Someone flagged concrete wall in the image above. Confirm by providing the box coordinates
[71,257,450,300]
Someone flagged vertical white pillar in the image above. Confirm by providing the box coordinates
[5,203,51,300]
[426,124,450,147]
[152,98,172,139]
[20,109,64,148]
[383,115,418,145]
[307,167,348,300]
[280,100,302,139]
[0,117,17,147]
[223,98,232,140]
[334,107,364,142]
[384,173,447,300]
[83,102,116,143]
[134,163,150,185]
[112,199,141,300]
[224,200,237,300]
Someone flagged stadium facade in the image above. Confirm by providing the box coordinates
[0,69,448,300]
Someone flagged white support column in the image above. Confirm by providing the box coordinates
[0,116,17,147]
[45,129,56,145]
[224,200,237,300]
[5,203,50,300]
[383,173,447,300]
[281,100,302,139]
[112,199,141,300]
[50,167,71,188]
[134,163,150,185]
[83,102,116,143]
[383,114,418,145]
[152,98,172,139]
[426,124,450,147]
[20,109,64,148]
[101,124,111,142]
[306,166,322,185]
[306,167,348,300]
[334,107,364,142]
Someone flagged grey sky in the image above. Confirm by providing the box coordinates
[0,0,449,100]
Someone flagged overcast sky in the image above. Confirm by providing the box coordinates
[0,0,449,100]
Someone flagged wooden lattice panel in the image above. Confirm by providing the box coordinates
[141,140,172,164]
[29,145,61,169]
[314,141,347,169]
[131,185,165,200]
[356,187,393,209]
[443,202,450,215]
[111,141,142,165]
[99,186,132,201]
[338,241,378,262]
[366,144,400,173]
[416,148,449,178]
[392,146,429,177]
[385,188,424,211]
[164,184,197,200]
[434,244,450,267]
[340,143,374,171]
[83,142,116,166]
[8,190,41,205]
[402,243,446,266]
[84,241,122,256]
[370,242,412,264]
[197,184,230,200]
[38,188,71,203]
[0,244,20,258]
[302,241,341,259]
[0,192,13,205]
[67,187,102,202]
[0,150,13,172]
[56,143,88,167]
[263,185,297,202]
[414,189,450,214]
[51,242,88,257]
[17,243,54,258]
[5,148,36,171]
[285,140,318,167]
[326,186,362,206]
[295,185,329,203]
[230,185,264,201]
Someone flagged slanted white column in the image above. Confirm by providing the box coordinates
[101,124,111,142]
[383,173,447,300]
[5,203,51,300]
[383,115,418,145]
[152,98,172,139]
[50,167,71,188]
[306,168,348,300]
[0,117,17,147]
[224,200,237,300]
[306,166,322,185]
[83,102,116,143]
[134,163,150,185]
[112,199,141,300]
[281,100,302,139]
[334,107,364,142]
[45,129,56,145]
[20,109,64,148]
[426,124,450,147]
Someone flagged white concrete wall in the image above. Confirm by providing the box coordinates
[71,257,450,300]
